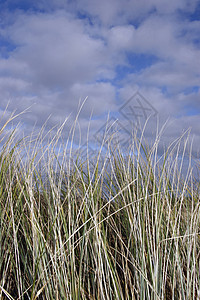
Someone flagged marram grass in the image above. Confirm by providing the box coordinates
[0,113,200,300]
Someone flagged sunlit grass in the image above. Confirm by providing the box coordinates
[0,111,199,299]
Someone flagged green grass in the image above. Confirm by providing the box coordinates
[0,112,200,299]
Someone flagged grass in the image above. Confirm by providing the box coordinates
[0,111,200,300]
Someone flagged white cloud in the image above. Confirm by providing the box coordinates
[106,14,200,94]
[6,12,108,87]
[0,10,117,122]
[108,25,136,51]
[69,81,116,116]
[128,60,199,92]
[74,0,199,26]
[0,1,199,157]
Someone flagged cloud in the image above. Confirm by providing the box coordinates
[0,1,199,158]
[106,14,200,94]
[0,10,116,122]
[74,0,199,26]
[6,12,108,86]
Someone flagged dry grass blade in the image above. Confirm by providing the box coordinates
[0,109,199,299]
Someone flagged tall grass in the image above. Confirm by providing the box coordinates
[0,112,199,300]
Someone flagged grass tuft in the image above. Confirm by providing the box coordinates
[0,112,199,299]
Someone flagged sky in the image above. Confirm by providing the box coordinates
[0,0,200,161]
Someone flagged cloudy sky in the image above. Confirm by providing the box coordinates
[0,0,200,158]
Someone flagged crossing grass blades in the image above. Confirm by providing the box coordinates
[0,110,200,300]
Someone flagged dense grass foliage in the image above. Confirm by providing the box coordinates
[0,115,200,299]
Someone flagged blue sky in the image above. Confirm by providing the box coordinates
[0,0,200,157]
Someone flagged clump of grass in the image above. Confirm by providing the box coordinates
[0,112,199,300]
